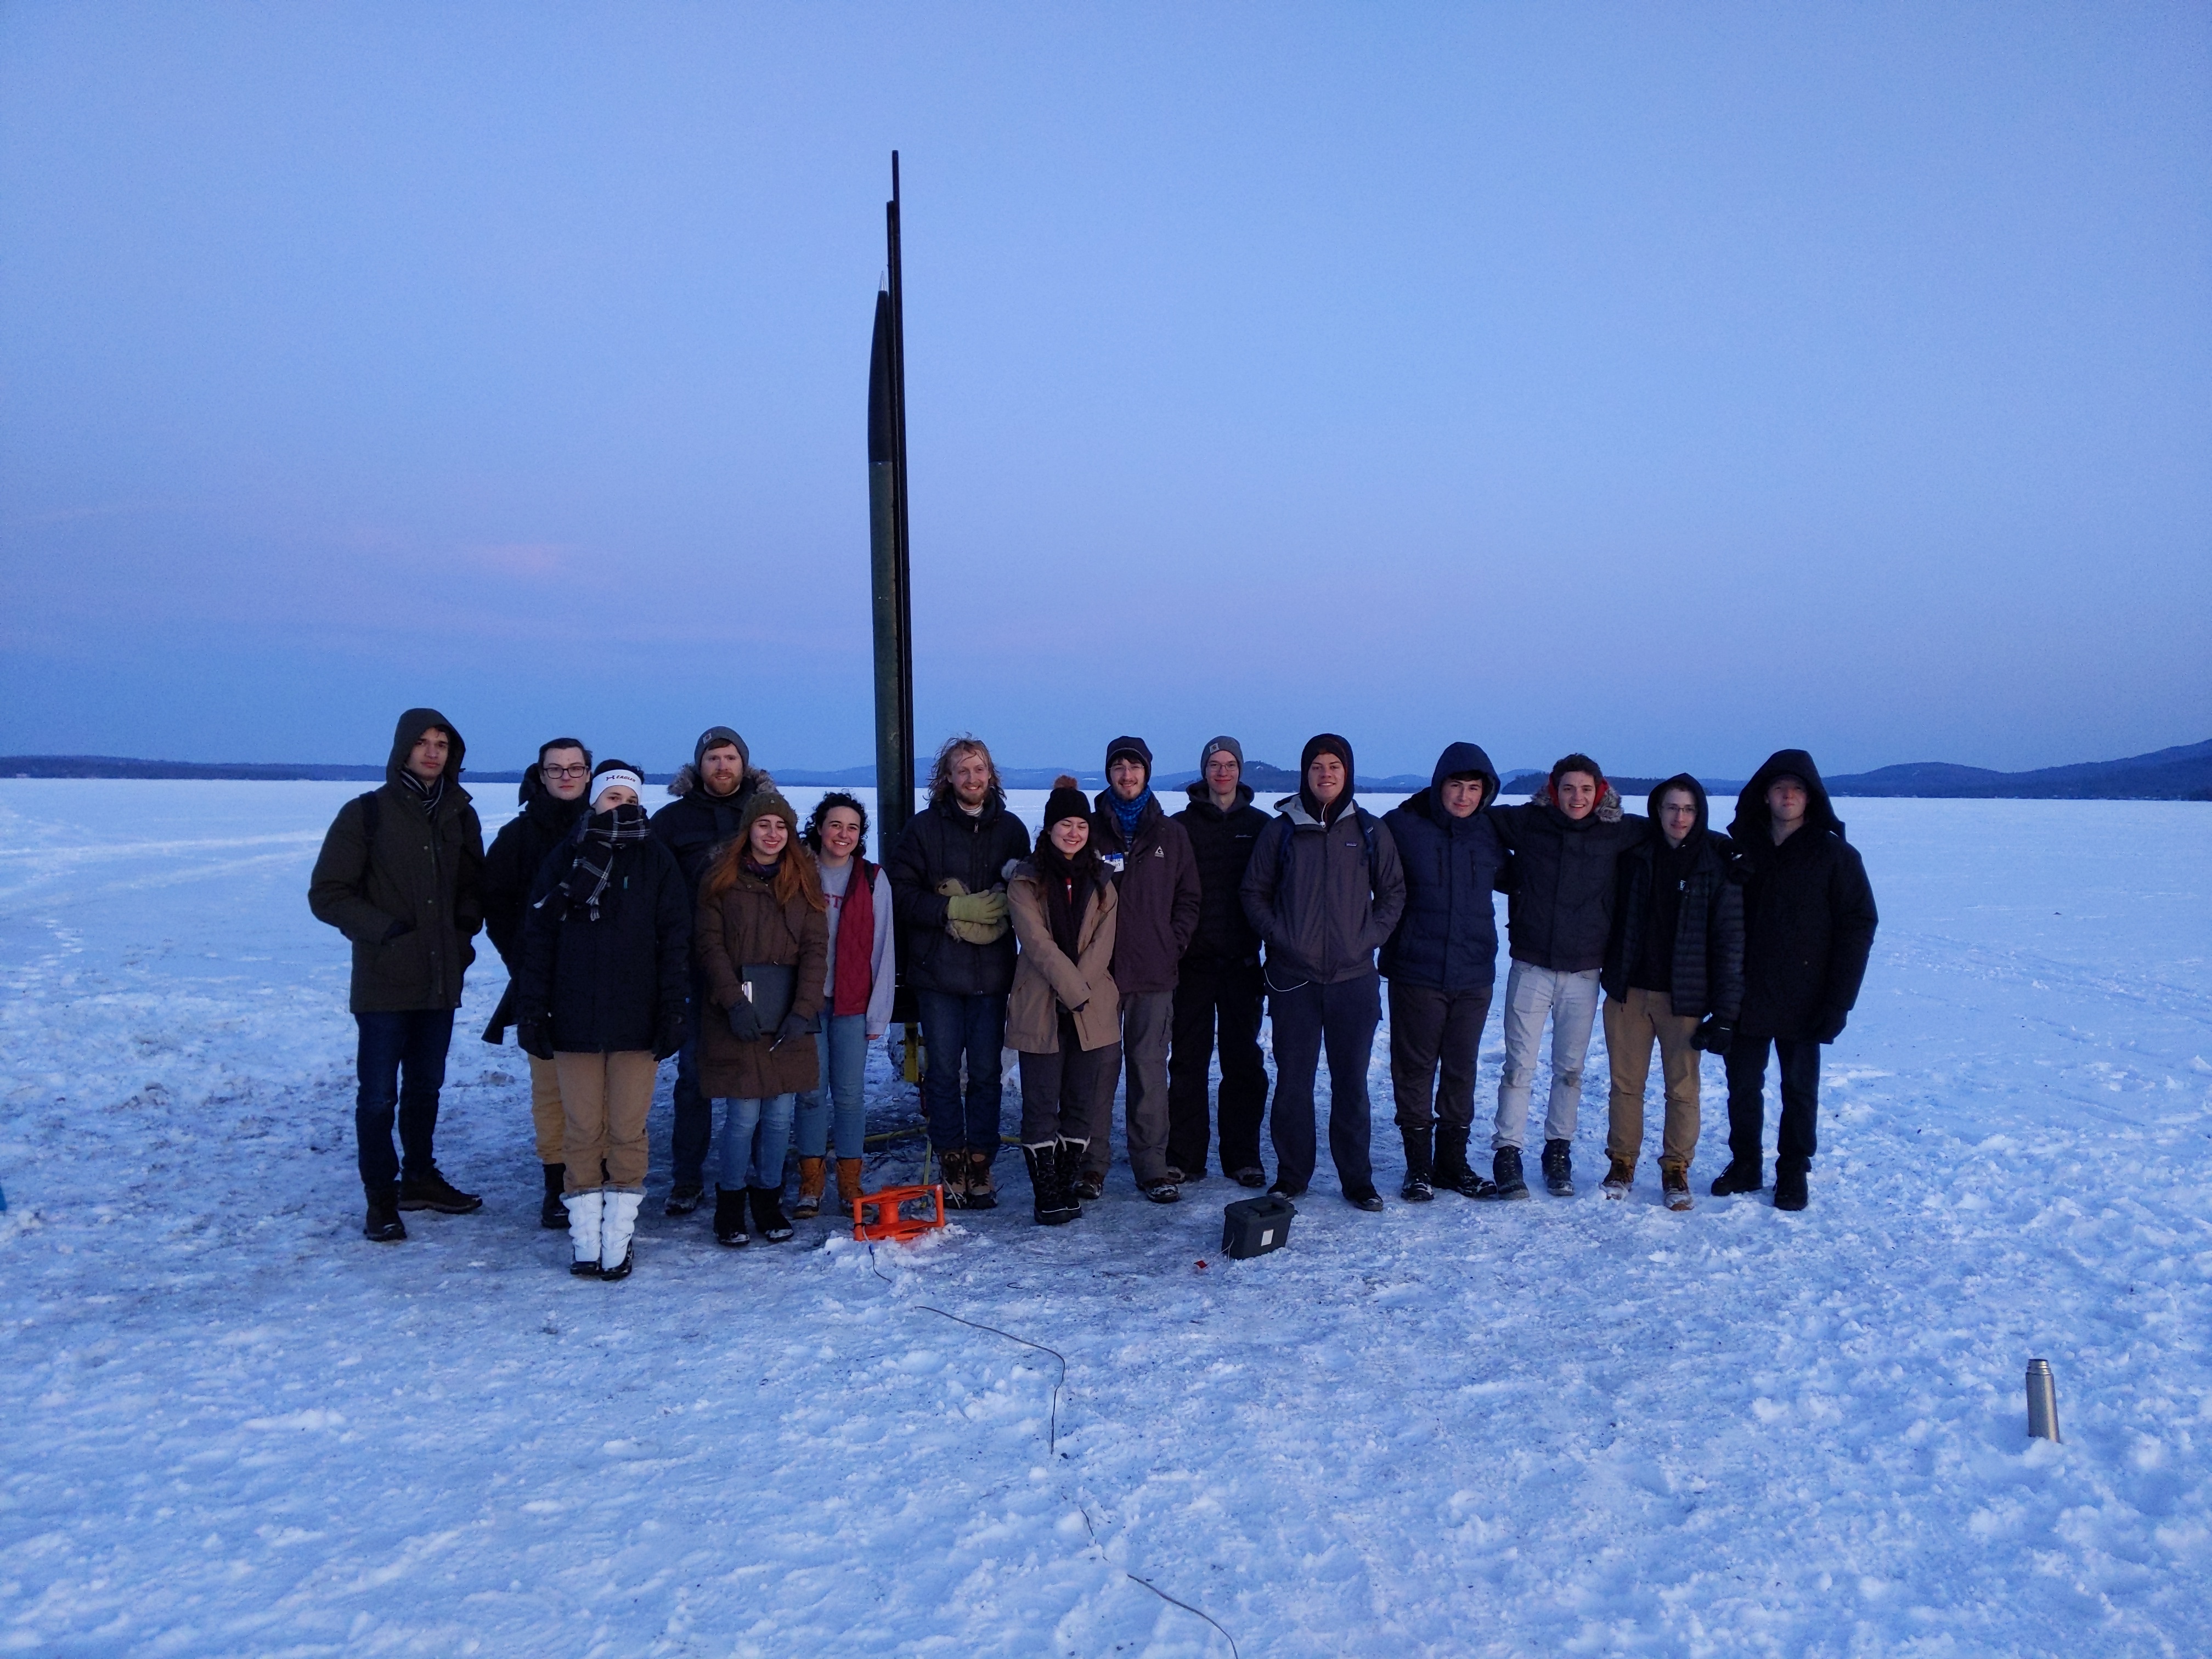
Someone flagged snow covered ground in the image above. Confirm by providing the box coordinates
[2,780,2207,1656]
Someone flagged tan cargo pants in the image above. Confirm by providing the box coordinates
[1602,988,1702,1169]
[527,1054,565,1163]
[555,1050,657,1192]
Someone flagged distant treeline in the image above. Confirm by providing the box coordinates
[7,739,2209,799]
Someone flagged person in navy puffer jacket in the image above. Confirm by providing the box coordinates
[1380,743,1513,1200]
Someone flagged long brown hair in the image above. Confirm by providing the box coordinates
[704,827,826,912]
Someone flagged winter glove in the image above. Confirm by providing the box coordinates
[652,1009,687,1062]
[1812,1007,1849,1043]
[516,1016,555,1062]
[945,890,1008,927]
[725,998,763,1044]
[1691,1018,1734,1056]
[771,1011,813,1048]
[381,917,415,943]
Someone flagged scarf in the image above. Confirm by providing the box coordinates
[543,802,651,922]
[399,769,445,817]
[831,859,876,1017]
[1034,841,1099,964]
[1107,786,1150,850]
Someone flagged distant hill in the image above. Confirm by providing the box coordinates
[1824,738,2212,800]
[8,741,2206,799]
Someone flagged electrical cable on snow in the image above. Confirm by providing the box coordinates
[866,1243,1240,1657]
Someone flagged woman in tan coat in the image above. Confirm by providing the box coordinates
[695,792,828,1248]
[1006,777,1121,1226]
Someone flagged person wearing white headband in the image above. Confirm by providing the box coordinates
[514,757,692,1280]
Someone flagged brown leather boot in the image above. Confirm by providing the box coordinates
[933,1146,969,1207]
[794,1156,826,1220]
[964,1149,998,1210]
[1660,1159,1694,1212]
[834,1157,864,1219]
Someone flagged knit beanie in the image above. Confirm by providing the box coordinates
[1043,775,1091,833]
[740,789,798,840]
[694,725,749,771]
[1200,735,1243,770]
[1104,735,1153,781]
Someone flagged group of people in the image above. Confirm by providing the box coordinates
[308,708,1878,1278]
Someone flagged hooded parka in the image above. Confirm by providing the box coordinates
[695,861,830,1098]
[1600,775,1744,1022]
[1380,742,1511,992]
[480,763,588,1041]
[1006,860,1122,1052]
[308,708,486,1014]
[1239,765,1407,988]
[1727,751,1878,1041]
[515,812,691,1053]
[885,785,1032,997]
[1491,774,1645,973]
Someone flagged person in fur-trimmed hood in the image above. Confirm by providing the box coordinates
[1485,754,1645,1199]
[650,725,774,1216]
[1709,749,1877,1213]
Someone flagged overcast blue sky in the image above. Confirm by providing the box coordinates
[2,3,2206,778]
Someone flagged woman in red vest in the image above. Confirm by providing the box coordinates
[795,793,896,1218]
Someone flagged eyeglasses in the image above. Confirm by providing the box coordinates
[543,763,590,780]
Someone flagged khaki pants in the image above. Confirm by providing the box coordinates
[1602,989,1701,1169]
[555,1051,657,1193]
[527,1054,566,1164]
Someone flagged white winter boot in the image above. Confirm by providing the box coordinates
[600,1190,642,1282]
[564,1188,604,1277]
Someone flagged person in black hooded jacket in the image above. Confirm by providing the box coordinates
[479,737,592,1227]
[516,761,692,1279]
[650,724,771,1216]
[308,707,487,1242]
[1598,774,1742,1211]
[1712,749,1878,1212]
[1379,742,1511,1200]
[1169,737,1274,1187]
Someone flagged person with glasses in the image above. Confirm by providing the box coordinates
[481,737,594,1228]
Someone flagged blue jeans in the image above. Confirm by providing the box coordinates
[716,1094,795,1191]
[794,1013,870,1160]
[354,1009,455,1189]
[916,990,1008,1161]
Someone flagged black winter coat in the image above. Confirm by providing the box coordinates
[307,707,485,1015]
[1173,782,1272,965]
[1240,795,1406,988]
[1601,777,1743,1021]
[1728,750,1879,1041]
[516,827,692,1053]
[479,766,586,1041]
[1090,790,1201,995]
[650,766,767,893]
[1492,785,1645,974]
[887,790,1034,997]
[1380,742,1510,992]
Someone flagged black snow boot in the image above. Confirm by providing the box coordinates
[1399,1125,1435,1202]
[749,1185,794,1243]
[664,1181,704,1217]
[1054,1138,1088,1219]
[1024,1143,1079,1226]
[1541,1139,1575,1197]
[1773,1158,1810,1212]
[713,1186,750,1247]
[1432,1123,1471,1190]
[1710,1158,1764,1197]
[363,1184,407,1243]
[397,1166,483,1215]
[1489,1146,1531,1201]
[539,1164,567,1230]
